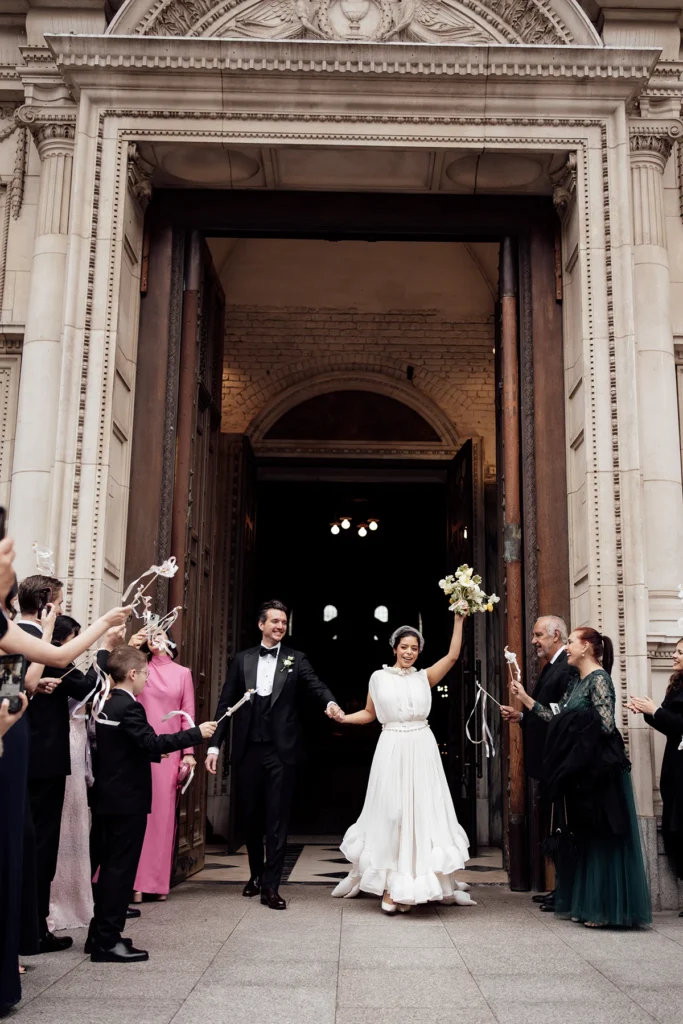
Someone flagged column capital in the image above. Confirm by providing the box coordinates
[15,107,76,159]
[629,118,683,171]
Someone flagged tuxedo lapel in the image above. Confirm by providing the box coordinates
[244,649,259,693]
[270,647,291,707]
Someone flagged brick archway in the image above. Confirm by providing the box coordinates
[246,369,461,448]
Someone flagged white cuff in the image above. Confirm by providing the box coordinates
[207,747,219,755]
[326,701,337,709]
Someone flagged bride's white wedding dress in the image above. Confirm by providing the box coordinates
[332,665,475,906]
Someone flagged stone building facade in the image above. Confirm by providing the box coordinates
[1,0,683,904]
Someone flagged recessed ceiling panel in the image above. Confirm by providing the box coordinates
[274,147,433,191]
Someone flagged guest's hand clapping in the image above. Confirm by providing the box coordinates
[199,721,218,740]
[0,693,28,736]
[627,695,657,716]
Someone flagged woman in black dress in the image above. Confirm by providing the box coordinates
[629,639,683,912]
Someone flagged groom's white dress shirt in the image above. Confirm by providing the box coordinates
[207,642,281,756]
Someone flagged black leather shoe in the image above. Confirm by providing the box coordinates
[260,887,286,910]
[540,901,556,913]
[243,876,262,898]
[532,891,554,904]
[90,940,148,963]
[86,935,133,954]
[126,907,141,919]
[38,932,73,954]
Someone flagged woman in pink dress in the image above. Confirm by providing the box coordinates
[130,630,196,901]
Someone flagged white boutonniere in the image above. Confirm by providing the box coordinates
[281,655,295,673]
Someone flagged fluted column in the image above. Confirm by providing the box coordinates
[629,125,683,630]
[9,115,75,577]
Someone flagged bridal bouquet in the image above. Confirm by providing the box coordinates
[439,565,500,616]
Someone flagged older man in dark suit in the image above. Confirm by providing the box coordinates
[502,615,576,909]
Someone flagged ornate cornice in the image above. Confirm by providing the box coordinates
[47,36,659,86]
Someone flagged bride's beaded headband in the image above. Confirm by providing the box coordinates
[389,626,425,653]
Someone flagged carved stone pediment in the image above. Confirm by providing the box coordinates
[110,0,602,46]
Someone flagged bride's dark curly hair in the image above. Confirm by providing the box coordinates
[666,639,683,698]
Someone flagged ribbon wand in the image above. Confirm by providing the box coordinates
[216,689,254,726]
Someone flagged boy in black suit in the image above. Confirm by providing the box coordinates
[88,646,216,962]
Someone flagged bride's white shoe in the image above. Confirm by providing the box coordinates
[442,891,478,906]
[456,881,471,892]
[396,903,411,913]
[381,899,398,914]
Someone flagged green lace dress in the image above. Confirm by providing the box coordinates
[532,669,651,927]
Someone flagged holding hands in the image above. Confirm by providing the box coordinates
[326,702,345,723]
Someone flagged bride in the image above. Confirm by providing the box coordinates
[332,611,476,913]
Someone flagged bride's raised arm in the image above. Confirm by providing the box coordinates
[426,611,467,688]
[339,692,376,725]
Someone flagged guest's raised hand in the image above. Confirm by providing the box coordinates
[199,720,218,740]
[102,624,126,651]
[103,605,133,628]
[40,602,58,635]
[0,693,28,736]
[500,704,521,723]
[128,628,147,650]
[205,752,218,775]
[509,678,527,700]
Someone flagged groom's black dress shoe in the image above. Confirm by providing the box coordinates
[85,936,134,955]
[90,940,148,963]
[261,887,286,910]
[532,891,554,904]
[38,932,73,953]
[540,899,556,912]
[126,907,141,919]
[243,876,262,898]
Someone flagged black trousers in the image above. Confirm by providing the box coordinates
[89,813,147,950]
[239,742,296,890]
[27,776,67,935]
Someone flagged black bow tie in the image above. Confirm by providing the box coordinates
[260,647,278,658]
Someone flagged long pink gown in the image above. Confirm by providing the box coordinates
[134,654,195,895]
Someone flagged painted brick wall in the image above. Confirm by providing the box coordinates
[222,306,496,465]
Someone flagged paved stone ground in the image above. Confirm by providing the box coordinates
[14,884,683,1024]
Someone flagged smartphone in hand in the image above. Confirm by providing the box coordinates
[0,654,28,713]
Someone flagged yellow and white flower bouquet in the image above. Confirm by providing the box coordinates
[439,565,500,616]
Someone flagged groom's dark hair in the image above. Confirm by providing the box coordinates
[258,599,288,623]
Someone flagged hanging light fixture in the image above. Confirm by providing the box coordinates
[330,522,341,535]
[368,518,379,532]
[341,517,351,530]
[358,523,368,538]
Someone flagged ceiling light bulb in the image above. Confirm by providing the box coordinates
[341,518,351,530]
[358,525,368,538]
[463,527,468,540]
[330,523,340,535]
[368,520,379,531]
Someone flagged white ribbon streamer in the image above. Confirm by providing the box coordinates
[216,689,254,726]
[70,658,119,726]
[162,709,197,793]
[33,542,56,576]
[122,558,179,615]
[465,681,498,758]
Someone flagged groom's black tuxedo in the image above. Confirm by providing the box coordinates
[213,644,336,765]
[212,643,337,889]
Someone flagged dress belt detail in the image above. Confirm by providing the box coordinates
[382,721,429,732]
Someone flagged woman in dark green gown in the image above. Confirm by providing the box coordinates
[511,627,651,928]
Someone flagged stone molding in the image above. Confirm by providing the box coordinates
[630,120,681,246]
[47,35,657,84]
[15,107,76,158]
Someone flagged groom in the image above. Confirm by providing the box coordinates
[206,600,343,909]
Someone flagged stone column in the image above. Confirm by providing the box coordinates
[629,124,683,632]
[9,115,75,577]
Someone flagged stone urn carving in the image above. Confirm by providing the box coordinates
[340,0,370,32]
